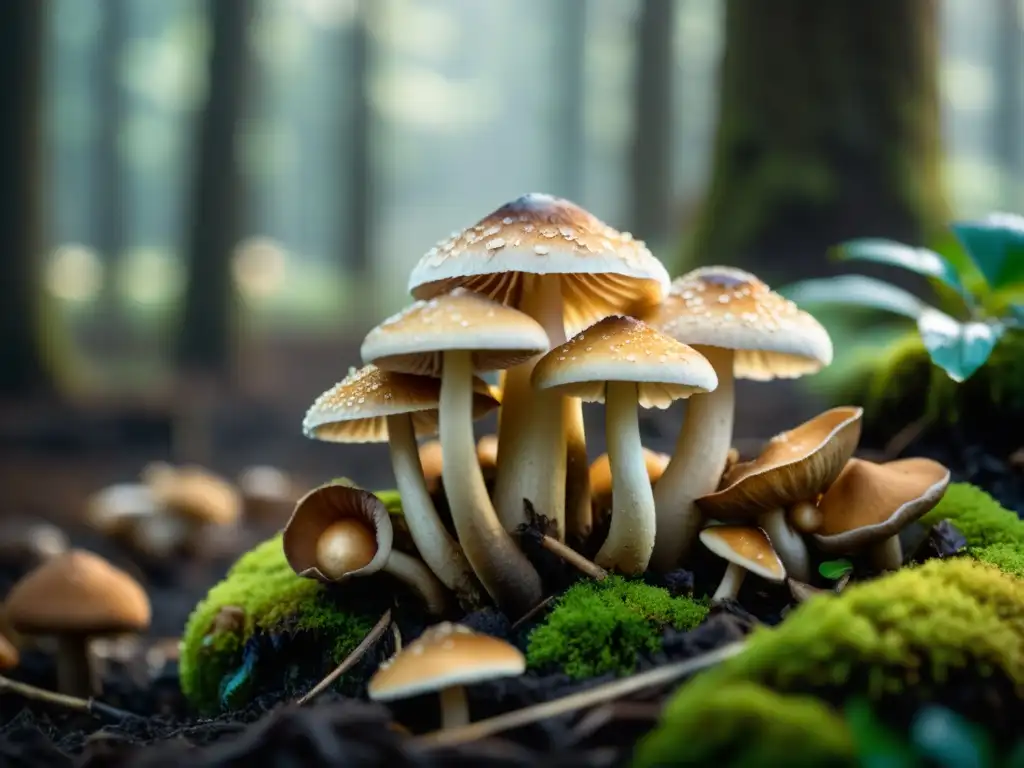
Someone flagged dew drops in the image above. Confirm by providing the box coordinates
[534,244,550,255]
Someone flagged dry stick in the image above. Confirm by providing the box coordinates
[539,535,609,581]
[413,640,747,747]
[296,609,392,706]
[0,675,140,722]
[882,415,929,461]
[509,594,557,631]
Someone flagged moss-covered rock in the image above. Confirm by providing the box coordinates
[525,577,708,680]
[179,534,390,713]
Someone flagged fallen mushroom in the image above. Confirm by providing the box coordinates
[695,406,863,582]
[302,364,499,608]
[813,457,951,571]
[532,316,717,574]
[4,549,151,696]
[283,482,449,615]
[368,622,525,728]
[699,526,786,602]
[361,289,549,616]
[643,267,833,572]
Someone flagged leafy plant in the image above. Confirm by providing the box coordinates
[819,559,853,580]
[780,212,1024,382]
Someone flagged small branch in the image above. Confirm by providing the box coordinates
[295,609,391,706]
[0,675,140,722]
[883,415,928,461]
[391,622,403,654]
[509,594,556,631]
[412,640,746,747]
[539,535,609,581]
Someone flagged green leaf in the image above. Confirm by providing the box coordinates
[916,310,1004,382]
[818,559,853,580]
[952,213,1024,290]
[831,238,969,298]
[843,697,918,768]
[909,706,993,768]
[374,488,403,515]
[778,276,928,319]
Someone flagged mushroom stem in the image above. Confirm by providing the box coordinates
[385,413,485,608]
[440,349,544,616]
[439,685,470,729]
[564,404,593,541]
[493,274,567,539]
[758,509,811,583]
[55,635,96,697]
[382,550,451,616]
[650,346,735,571]
[712,563,746,602]
[870,536,904,572]
[595,381,656,575]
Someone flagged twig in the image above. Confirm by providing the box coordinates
[510,594,556,631]
[296,609,391,706]
[539,535,609,581]
[0,675,140,722]
[569,701,661,742]
[883,416,929,461]
[391,622,403,654]
[412,640,746,747]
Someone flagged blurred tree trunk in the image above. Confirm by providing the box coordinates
[344,1,373,298]
[995,0,1023,208]
[0,0,55,398]
[628,0,675,244]
[685,0,947,280]
[175,0,252,377]
[555,0,586,202]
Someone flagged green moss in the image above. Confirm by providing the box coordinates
[972,544,1024,579]
[632,682,856,768]
[525,577,708,680]
[919,482,1024,548]
[179,534,388,713]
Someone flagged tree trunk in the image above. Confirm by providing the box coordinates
[685,0,947,281]
[175,0,252,377]
[995,0,1023,209]
[0,0,55,398]
[554,0,587,202]
[344,0,373,307]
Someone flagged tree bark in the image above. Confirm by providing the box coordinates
[344,0,373,299]
[685,0,947,280]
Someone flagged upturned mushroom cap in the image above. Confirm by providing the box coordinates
[407,193,671,335]
[697,406,863,520]
[361,288,551,376]
[282,482,394,583]
[590,448,670,507]
[5,550,151,636]
[302,364,501,442]
[642,266,833,380]
[368,622,525,701]
[813,457,951,553]
[699,526,786,582]
[148,466,242,527]
[531,315,718,407]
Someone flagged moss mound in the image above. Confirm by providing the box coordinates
[179,534,389,713]
[634,559,1024,765]
[526,576,708,679]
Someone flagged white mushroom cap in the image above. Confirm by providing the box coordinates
[407,193,671,336]
[530,315,718,408]
[643,266,833,381]
[699,525,786,582]
[360,288,551,376]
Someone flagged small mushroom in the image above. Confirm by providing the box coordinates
[0,519,68,569]
[283,483,449,615]
[368,622,525,728]
[476,434,499,484]
[4,549,151,696]
[813,457,951,571]
[0,632,19,672]
[699,526,786,602]
[146,465,243,558]
[418,440,445,497]
[238,465,296,526]
[788,500,823,534]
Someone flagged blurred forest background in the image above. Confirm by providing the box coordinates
[0,0,1021,508]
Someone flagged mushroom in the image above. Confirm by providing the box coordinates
[642,267,833,571]
[532,316,718,574]
[695,407,863,582]
[368,621,525,728]
[283,482,450,615]
[406,193,671,542]
[147,464,243,556]
[237,465,296,526]
[4,549,151,696]
[699,526,786,602]
[361,289,549,616]
[813,457,951,571]
[476,434,499,484]
[788,500,823,533]
[0,518,68,569]
[589,448,670,522]
[302,364,499,608]
[0,632,19,672]
[418,439,445,497]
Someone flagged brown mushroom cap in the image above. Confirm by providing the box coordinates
[418,439,445,495]
[476,434,499,470]
[697,406,863,520]
[642,266,833,380]
[148,466,242,527]
[590,448,670,506]
[302,364,500,443]
[406,193,671,336]
[5,550,151,636]
[531,316,718,407]
[368,622,525,700]
[813,457,951,552]
[699,526,786,582]
[0,633,19,671]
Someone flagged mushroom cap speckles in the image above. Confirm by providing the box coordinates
[368,622,525,701]
[530,315,718,408]
[407,193,671,336]
[302,364,500,443]
[361,288,550,376]
[642,266,834,381]
[699,525,786,582]
[813,457,951,553]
